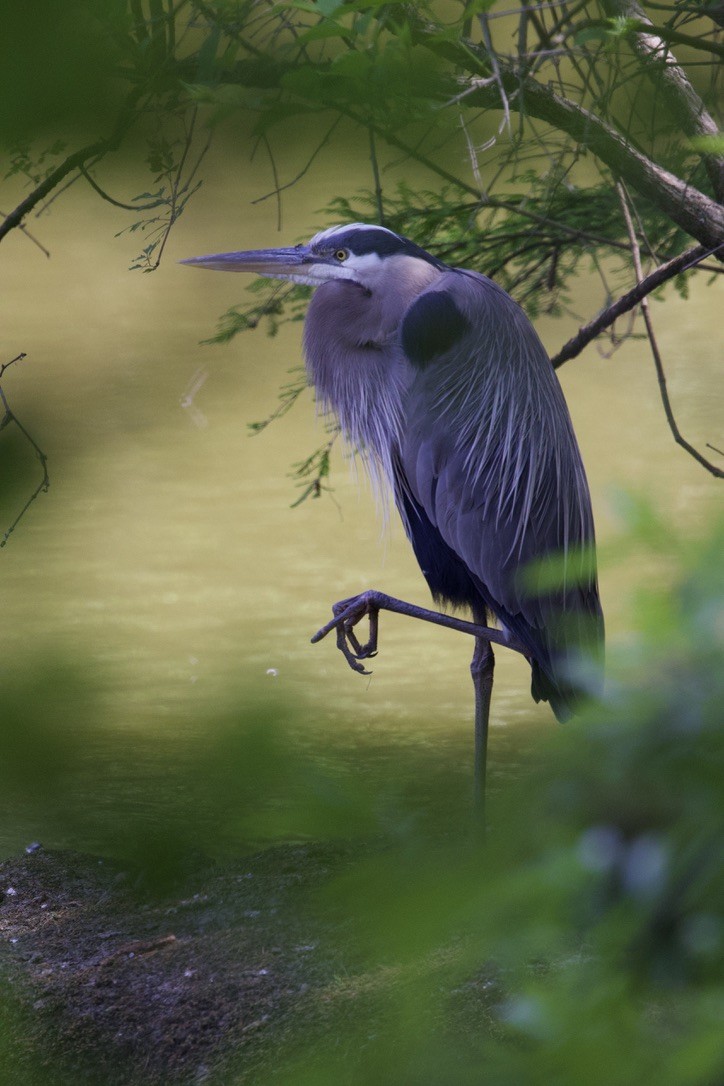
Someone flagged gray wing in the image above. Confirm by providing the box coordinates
[396,270,603,710]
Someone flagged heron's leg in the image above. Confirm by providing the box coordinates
[471,637,495,823]
[312,589,526,675]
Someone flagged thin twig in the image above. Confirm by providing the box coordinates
[79,166,169,212]
[478,12,512,136]
[551,243,721,368]
[0,355,51,547]
[0,213,50,258]
[147,108,212,271]
[261,134,283,232]
[251,116,343,207]
[0,353,27,380]
[458,112,487,199]
[368,128,385,225]
[616,182,723,478]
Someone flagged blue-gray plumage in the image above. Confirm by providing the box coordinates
[182,223,604,804]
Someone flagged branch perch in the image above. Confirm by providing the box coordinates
[616,183,723,478]
[551,243,721,367]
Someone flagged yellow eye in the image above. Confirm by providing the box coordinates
[335,249,349,261]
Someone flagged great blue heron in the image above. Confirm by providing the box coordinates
[182,223,604,815]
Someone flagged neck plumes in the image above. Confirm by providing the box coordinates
[303,258,441,487]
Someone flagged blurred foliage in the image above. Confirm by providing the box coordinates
[3,0,720,295]
[1,508,723,1082]
[245,509,724,1084]
[0,0,125,143]
[0,672,380,893]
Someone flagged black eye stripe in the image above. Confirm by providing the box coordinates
[318,229,445,270]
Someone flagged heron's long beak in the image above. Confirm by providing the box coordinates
[180,246,351,287]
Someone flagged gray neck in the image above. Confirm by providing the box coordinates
[302,260,441,477]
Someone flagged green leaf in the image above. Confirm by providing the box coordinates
[315,0,345,14]
[689,134,724,155]
[299,18,348,42]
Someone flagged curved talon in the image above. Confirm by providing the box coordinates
[335,625,372,675]
[345,626,378,660]
[312,591,383,675]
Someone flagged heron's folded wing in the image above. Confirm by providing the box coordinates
[397,271,603,677]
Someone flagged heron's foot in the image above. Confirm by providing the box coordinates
[311,590,387,675]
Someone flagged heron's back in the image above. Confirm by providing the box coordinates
[395,270,604,719]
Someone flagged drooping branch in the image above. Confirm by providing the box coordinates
[0,140,113,244]
[0,354,51,547]
[0,93,141,247]
[616,183,723,479]
[550,243,721,367]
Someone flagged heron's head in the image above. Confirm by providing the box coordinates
[180,223,446,293]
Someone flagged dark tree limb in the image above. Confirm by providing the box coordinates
[0,140,113,244]
[415,30,724,250]
[617,183,723,478]
[0,354,50,547]
[0,93,141,246]
[467,74,724,251]
[550,243,721,368]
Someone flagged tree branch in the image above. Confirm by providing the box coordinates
[0,95,140,246]
[550,242,721,367]
[416,30,724,250]
[616,182,723,478]
[0,140,113,244]
[0,354,51,547]
[463,70,724,251]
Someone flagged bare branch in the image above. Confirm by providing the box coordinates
[79,166,169,212]
[0,93,140,246]
[0,355,51,547]
[419,31,724,249]
[0,213,50,258]
[250,116,343,208]
[0,353,27,380]
[616,182,723,478]
[478,12,512,137]
[0,140,111,244]
[551,243,722,367]
[468,73,724,250]
[368,128,385,226]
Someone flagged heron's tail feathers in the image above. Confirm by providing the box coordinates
[530,660,578,723]
[529,636,604,723]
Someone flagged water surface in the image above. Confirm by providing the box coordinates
[1,143,721,856]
